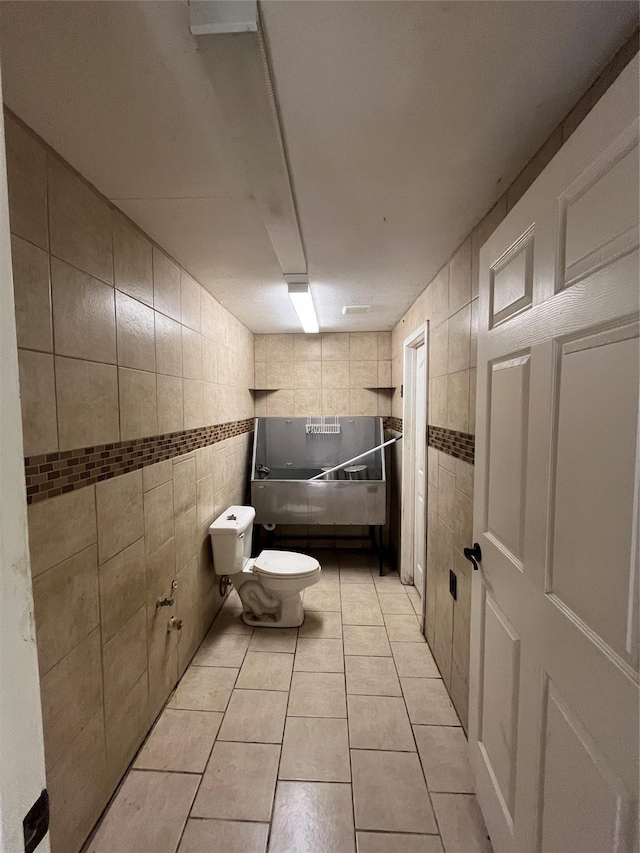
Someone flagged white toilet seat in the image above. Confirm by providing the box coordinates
[253,549,320,579]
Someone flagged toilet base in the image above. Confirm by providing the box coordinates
[240,592,304,628]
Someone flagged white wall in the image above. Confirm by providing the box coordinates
[0,65,49,852]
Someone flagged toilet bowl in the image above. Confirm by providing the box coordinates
[209,506,320,628]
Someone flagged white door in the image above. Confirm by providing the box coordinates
[413,341,427,596]
[469,57,639,853]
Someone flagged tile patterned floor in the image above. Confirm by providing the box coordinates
[85,551,492,853]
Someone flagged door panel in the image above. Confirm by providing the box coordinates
[470,57,640,853]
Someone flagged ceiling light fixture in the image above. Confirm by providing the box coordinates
[287,281,319,334]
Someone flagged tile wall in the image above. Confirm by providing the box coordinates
[254,331,393,417]
[389,32,639,730]
[5,109,256,853]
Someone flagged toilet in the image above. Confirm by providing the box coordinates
[209,505,321,627]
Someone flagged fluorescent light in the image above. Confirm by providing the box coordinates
[288,282,319,333]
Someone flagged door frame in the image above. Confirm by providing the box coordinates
[401,323,428,609]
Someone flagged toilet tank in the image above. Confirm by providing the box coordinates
[209,505,255,576]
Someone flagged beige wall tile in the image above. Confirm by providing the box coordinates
[96,469,144,564]
[201,290,222,342]
[266,334,293,362]
[40,628,103,771]
[119,367,158,440]
[48,158,112,284]
[202,337,218,383]
[377,333,391,360]
[184,379,204,429]
[99,537,146,644]
[5,113,48,249]
[203,382,222,426]
[47,710,106,853]
[173,457,197,517]
[470,298,479,369]
[429,265,450,327]
[266,389,295,417]
[322,333,349,361]
[105,672,149,795]
[429,375,447,428]
[294,389,322,416]
[254,361,266,389]
[11,235,52,351]
[143,460,173,492]
[28,486,97,576]
[144,480,174,557]
[448,305,471,373]
[376,391,392,416]
[55,356,119,450]
[468,367,477,434]
[52,258,116,363]
[180,272,201,333]
[350,389,378,417]
[430,322,448,378]
[377,361,392,387]
[102,605,147,720]
[350,332,377,361]
[197,474,215,527]
[294,333,322,361]
[267,360,294,389]
[116,291,156,371]
[153,247,181,321]
[182,327,203,380]
[157,374,184,434]
[113,212,153,306]
[447,370,470,433]
[322,389,349,416]
[155,312,183,377]
[449,236,472,315]
[350,361,377,388]
[146,537,176,603]
[322,361,349,389]
[292,360,320,390]
[33,544,99,676]
[18,349,58,456]
[254,334,266,361]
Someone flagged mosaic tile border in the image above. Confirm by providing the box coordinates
[428,425,475,465]
[383,416,403,433]
[24,418,255,504]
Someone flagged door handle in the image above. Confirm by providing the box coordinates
[463,542,482,571]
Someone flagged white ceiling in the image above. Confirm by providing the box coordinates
[0,1,637,333]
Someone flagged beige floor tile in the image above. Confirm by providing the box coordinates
[192,741,280,821]
[342,598,384,626]
[356,832,444,853]
[134,709,222,773]
[87,770,199,853]
[347,695,415,751]
[343,626,391,657]
[303,585,342,611]
[298,610,343,639]
[294,638,344,672]
[345,656,401,696]
[340,567,374,584]
[379,594,415,615]
[279,717,350,782]
[411,596,423,616]
[178,819,268,853]
[210,607,254,635]
[401,678,461,725]
[384,614,425,642]
[218,689,288,743]
[287,671,347,718]
[249,627,298,653]
[340,584,379,603]
[167,666,237,712]
[392,642,440,678]
[351,749,437,833]
[192,632,251,668]
[373,574,407,594]
[236,651,294,691]
[414,725,474,793]
[269,781,356,853]
[431,794,492,853]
